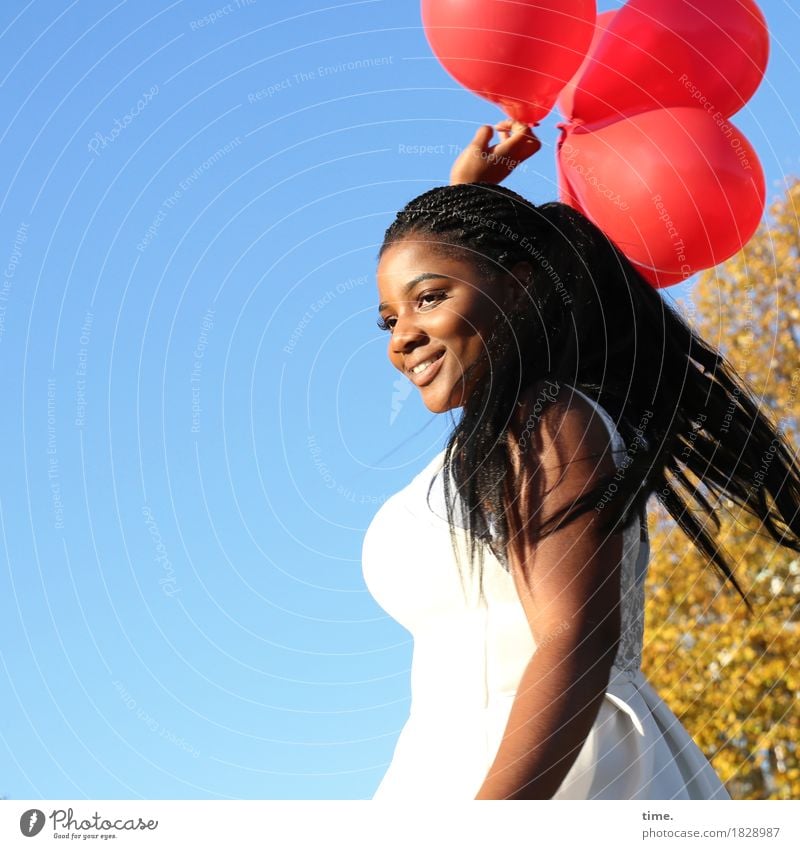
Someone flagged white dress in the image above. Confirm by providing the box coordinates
[362,387,731,800]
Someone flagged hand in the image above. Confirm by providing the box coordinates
[450,120,541,186]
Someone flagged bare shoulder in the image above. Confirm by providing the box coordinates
[506,379,618,487]
[503,379,625,646]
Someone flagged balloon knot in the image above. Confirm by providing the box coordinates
[556,118,584,133]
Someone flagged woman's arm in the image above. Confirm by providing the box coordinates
[475,621,619,799]
[450,120,541,185]
[475,383,624,800]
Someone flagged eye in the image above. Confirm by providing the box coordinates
[419,290,447,308]
[376,290,448,333]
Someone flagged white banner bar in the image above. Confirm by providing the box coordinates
[2,800,799,848]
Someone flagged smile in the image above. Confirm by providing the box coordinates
[411,355,440,374]
[408,351,445,386]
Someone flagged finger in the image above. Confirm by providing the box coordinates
[495,126,542,163]
[469,124,494,151]
[494,119,513,141]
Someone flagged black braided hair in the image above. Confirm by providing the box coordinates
[377,182,800,612]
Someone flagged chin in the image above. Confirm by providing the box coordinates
[421,386,466,414]
[423,398,455,414]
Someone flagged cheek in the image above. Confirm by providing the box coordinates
[432,305,481,342]
[447,313,486,352]
[449,310,499,370]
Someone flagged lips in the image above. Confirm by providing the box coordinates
[407,350,445,387]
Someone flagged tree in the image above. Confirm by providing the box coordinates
[643,177,800,799]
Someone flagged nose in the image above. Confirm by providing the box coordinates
[390,311,427,355]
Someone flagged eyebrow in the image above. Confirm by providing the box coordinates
[377,273,450,312]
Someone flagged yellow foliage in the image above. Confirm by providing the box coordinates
[642,177,800,800]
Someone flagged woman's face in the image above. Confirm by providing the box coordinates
[376,237,522,413]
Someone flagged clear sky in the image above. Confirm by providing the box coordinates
[0,0,798,800]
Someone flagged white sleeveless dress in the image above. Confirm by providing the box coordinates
[362,387,731,800]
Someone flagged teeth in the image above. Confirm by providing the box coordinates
[411,354,440,375]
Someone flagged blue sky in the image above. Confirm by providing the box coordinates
[0,0,798,800]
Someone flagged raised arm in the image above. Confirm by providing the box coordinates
[450,120,541,185]
[475,382,624,800]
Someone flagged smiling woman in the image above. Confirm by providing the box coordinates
[361,124,800,801]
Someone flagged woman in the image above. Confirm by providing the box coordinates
[362,123,800,800]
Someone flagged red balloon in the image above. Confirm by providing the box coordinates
[556,143,586,214]
[565,0,769,125]
[636,265,691,289]
[557,107,765,288]
[557,10,616,121]
[421,0,596,125]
